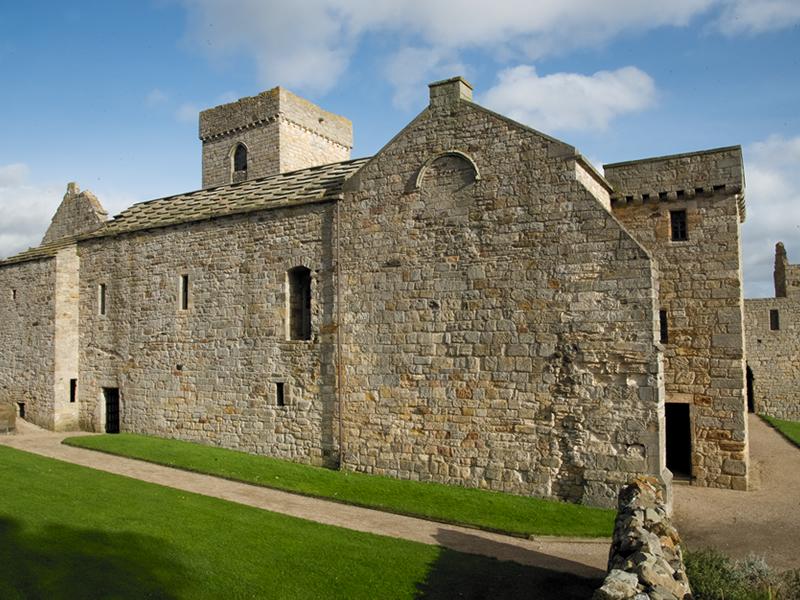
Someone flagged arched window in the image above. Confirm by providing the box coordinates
[287,266,311,340]
[233,144,248,173]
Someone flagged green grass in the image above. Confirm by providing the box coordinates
[760,415,800,448]
[63,433,614,538]
[0,444,601,599]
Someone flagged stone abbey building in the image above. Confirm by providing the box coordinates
[0,78,751,506]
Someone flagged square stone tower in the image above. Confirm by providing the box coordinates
[199,87,352,188]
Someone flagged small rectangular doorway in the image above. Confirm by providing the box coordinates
[103,388,120,434]
[665,403,692,479]
[17,402,25,419]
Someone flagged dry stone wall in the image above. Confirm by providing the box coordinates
[0,403,16,433]
[594,478,692,600]
[337,80,668,507]
[0,258,56,429]
[607,148,749,491]
[77,203,339,465]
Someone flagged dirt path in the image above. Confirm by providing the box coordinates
[0,420,608,580]
[673,414,800,571]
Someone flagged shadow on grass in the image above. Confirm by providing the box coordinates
[415,528,605,599]
[0,516,186,600]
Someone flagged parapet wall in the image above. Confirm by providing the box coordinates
[594,478,692,600]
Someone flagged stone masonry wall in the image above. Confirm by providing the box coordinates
[0,259,56,429]
[594,477,692,600]
[42,183,108,245]
[201,87,351,188]
[53,245,80,430]
[745,243,800,420]
[77,202,339,465]
[337,81,668,507]
[745,298,800,420]
[607,147,749,490]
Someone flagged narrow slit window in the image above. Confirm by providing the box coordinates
[659,310,669,343]
[98,283,107,316]
[287,266,311,340]
[769,309,780,331]
[11,289,16,301]
[670,210,688,241]
[180,274,189,311]
[69,379,77,403]
[276,382,285,407]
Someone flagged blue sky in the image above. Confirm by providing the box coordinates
[1,0,799,296]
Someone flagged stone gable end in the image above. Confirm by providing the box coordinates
[337,92,667,506]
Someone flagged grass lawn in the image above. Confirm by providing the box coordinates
[0,444,600,599]
[761,415,800,447]
[63,434,614,538]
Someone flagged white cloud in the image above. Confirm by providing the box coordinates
[145,88,169,107]
[481,65,656,132]
[385,47,466,109]
[0,165,137,260]
[176,103,199,123]
[0,165,61,259]
[0,163,30,188]
[176,0,717,97]
[741,135,800,297]
[714,0,800,35]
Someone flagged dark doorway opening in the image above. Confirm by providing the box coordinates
[746,365,755,413]
[665,403,692,479]
[103,388,120,434]
[17,402,25,419]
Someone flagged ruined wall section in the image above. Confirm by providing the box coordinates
[607,147,748,490]
[0,259,56,428]
[78,203,339,465]
[337,83,667,507]
[200,88,351,188]
[42,183,108,245]
[745,297,800,420]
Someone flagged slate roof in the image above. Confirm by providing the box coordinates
[0,158,369,266]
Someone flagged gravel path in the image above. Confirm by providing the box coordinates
[673,414,800,571]
[0,419,607,582]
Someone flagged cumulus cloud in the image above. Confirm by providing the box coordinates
[175,0,716,99]
[481,65,656,132]
[0,165,136,260]
[385,47,467,109]
[0,165,61,259]
[741,135,800,297]
[714,0,800,35]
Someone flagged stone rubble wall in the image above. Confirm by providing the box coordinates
[607,148,749,491]
[744,296,800,420]
[594,477,692,600]
[0,403,15,433]
[0,258,57,429]
[337,85,668,507]
[77,203,340,466]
